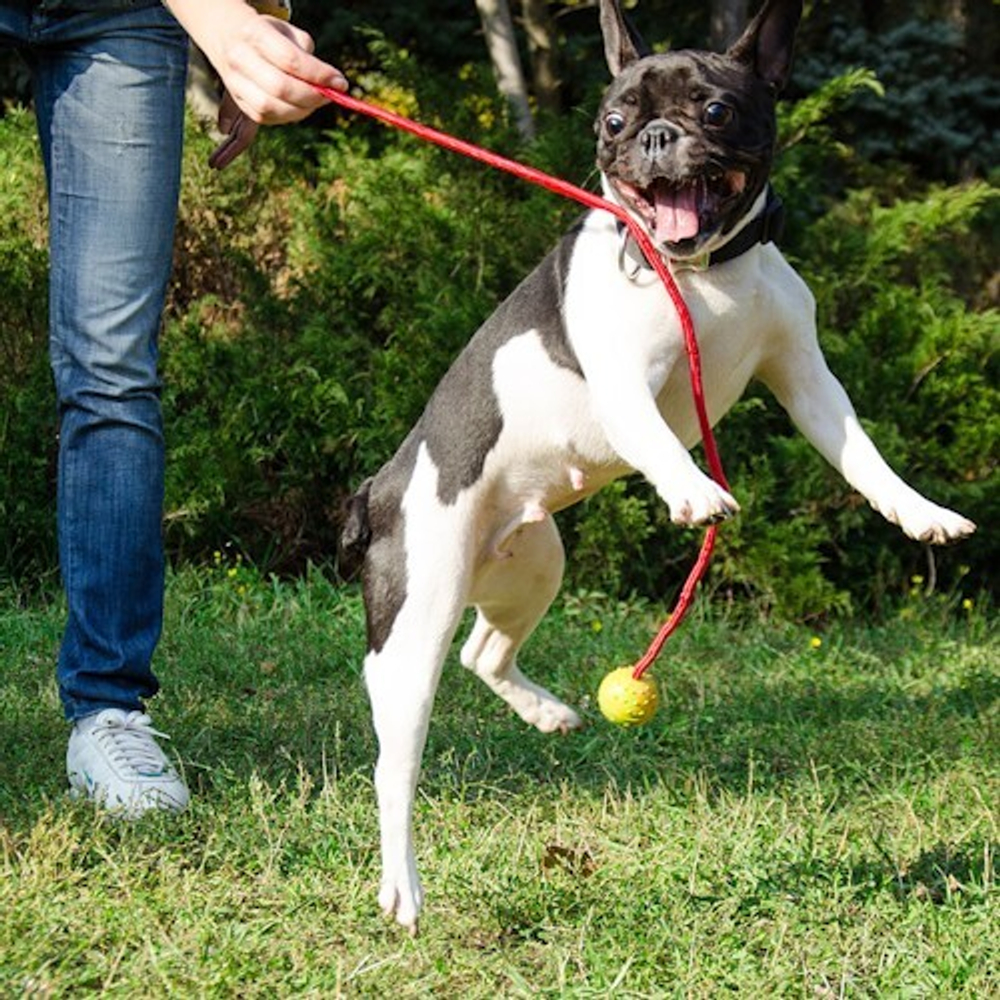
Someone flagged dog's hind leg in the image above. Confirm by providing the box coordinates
[366,583,465,933]
[462,515,582,733]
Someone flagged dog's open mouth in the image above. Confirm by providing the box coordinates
[612,170,748,247]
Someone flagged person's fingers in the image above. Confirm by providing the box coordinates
[220,18,346,124]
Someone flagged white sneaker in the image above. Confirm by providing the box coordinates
[67,709,190,818]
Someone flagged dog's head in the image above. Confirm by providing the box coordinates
[596,0,801,262]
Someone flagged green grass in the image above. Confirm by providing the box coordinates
[0,567,996,997]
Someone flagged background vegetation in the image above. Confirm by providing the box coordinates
[0,0,997,619]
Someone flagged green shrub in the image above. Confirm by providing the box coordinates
[792,182,999,610]
[0,66,994,621]
[793,18,1000,179]
[160,101,585,571]
[0,109,57,583]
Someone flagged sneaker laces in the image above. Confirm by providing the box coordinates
[92,711,175,778]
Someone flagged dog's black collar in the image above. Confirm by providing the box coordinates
[617,186,786,273]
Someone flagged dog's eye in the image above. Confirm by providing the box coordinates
[704,102,734,128]
[605,112,627,136]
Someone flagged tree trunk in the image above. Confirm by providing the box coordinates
[709,0,749,50]
[520,0,562,114]
[951,0,999,75]
[475,0,536,140]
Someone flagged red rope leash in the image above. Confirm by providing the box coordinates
[312,85,728,680]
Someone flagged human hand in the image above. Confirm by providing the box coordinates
[207,13,347,127]
[167,0,347,168]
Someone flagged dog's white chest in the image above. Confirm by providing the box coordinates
[563,212,778,449]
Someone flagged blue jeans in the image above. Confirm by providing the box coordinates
[0,1,188,720]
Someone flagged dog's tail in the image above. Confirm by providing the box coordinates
[338,477,373,581]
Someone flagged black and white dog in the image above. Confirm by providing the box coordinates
[341,0,976,931]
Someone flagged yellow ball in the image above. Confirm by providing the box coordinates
[598,667,659,726]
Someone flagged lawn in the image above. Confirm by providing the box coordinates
[0,566,996,996]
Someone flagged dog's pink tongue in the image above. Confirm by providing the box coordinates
[654,185,699,244]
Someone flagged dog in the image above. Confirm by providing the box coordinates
[340,0,976,932]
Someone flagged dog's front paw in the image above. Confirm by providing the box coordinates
[664,475,740,528]
[884,499,977,545]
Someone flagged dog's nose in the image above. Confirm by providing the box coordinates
[641,120,682,159]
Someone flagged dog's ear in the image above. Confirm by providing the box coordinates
[727,0,802,93]
[599,0,650,77]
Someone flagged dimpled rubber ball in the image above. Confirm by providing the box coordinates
[598,667,659,726]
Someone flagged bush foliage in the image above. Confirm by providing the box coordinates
[0,39,996,619]
[793,18,1000,179]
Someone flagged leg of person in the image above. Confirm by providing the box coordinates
[31,2,190,816]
